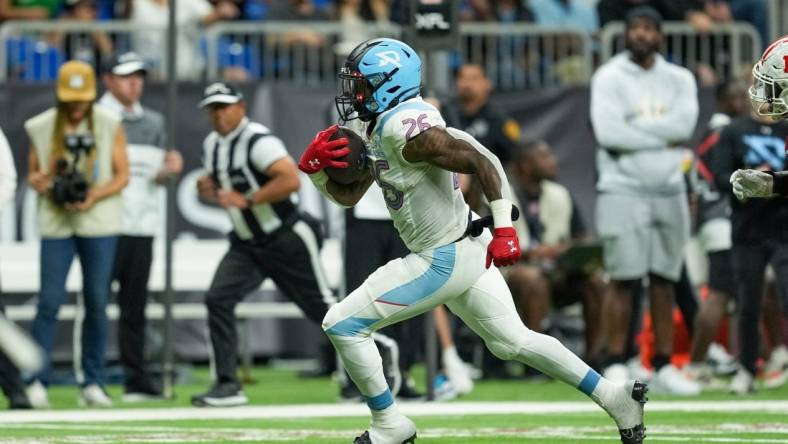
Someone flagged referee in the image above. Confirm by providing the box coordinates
[191,83,335,407]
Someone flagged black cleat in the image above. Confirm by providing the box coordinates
[618,381,648,443]
[353,431,417,444]
[191,382,248,408]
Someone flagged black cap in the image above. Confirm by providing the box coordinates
[625,6,663,31]
[104,51,147,76]
[199,82,244,108]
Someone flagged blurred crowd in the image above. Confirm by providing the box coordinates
[0,0,773,84]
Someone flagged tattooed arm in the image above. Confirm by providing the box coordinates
[404,126,520,267]
[402,126,509,204]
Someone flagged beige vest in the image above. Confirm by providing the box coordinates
[25,105,122,238]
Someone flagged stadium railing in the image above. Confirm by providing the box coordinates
[769,0,788,42]
[599,21,762,81]
[457,23,593,90]
[204,22,594,90]
[0,20,169,82]
[0,20,594,90]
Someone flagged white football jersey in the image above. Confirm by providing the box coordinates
[353,97,470,252]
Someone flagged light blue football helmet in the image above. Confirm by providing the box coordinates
[335,38,422,122]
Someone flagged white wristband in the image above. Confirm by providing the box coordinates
[490,199,512,229]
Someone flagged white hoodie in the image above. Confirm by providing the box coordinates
[591,52,698,195]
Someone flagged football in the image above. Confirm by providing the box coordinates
[325,126,368,185]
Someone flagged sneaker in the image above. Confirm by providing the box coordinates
[707,343,738,376]
[122,380,166,403]
[684,363,725,390]
[339,380,363,403]
[602,380,648,444]
[8,391,33,410]
[79,384,113,407]
[651,365,701,396]
[443,346,474,396]
[729,368,755,395]
[433,374,458,401]
[627,357,654,382]
[603,363,630,384]
[763,345,788,389]
[396,379,425,401]
[191,382,248,407]
[354,415,417,444]
[25,380,49,409]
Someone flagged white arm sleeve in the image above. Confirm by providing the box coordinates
[0,129,17,214]
[249,135,289,172]
[630,70,699,143]
[590,70,665,152]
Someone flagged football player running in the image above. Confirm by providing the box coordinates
[730,36,788,199]
[299,38,647,444]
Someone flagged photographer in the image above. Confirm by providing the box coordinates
[25,60,129,408]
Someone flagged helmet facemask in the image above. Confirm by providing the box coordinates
[335,67,396,123]
[750,63,788,118]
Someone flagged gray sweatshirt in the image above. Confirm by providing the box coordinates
[591,52,698,195]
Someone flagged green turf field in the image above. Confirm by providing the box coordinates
[1,367,787,443]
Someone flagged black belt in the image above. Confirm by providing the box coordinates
[454,205,520,243]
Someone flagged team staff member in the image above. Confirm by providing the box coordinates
[441,63,520,165]
[710,105,788,394]
[100,51,183,401]
[191,83,335,407]
[590,7,700,395]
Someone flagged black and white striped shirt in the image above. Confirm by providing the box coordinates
[203,117,298,241]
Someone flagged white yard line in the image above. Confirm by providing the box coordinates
[0,400,786,424]
[3,424,788,444]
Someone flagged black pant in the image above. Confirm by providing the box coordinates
[207,219,332,385]
[0,298,26,400]
[114,235,154,389]
[732,240,788,375]
[345,212,425,372]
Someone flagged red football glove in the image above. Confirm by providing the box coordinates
[298,125,351,174]
[486,227,521,269]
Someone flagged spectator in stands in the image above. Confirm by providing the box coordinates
[59,0,114,68]
[130,0,239,80]
[684,79,748,387]
[267,0,330,48]
[334,0,392,56]
[459,0,533,22]
[99,52,183,402]
[590,7,700,395]
[709,98,788,395]
[0,127,32,410]
[442,63,520,165]
[703,0,769,50]
[506,140,605,364]
[0,0,59,20]
[24,61,129,408]
[528,0,599,35]
[191,82,335,407]
[597,0,711,31]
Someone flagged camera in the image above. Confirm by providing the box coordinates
[51,134,94,206]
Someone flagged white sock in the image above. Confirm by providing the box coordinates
[371,403,404,428]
